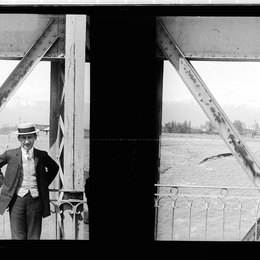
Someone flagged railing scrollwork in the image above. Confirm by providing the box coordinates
[155,184,260,241]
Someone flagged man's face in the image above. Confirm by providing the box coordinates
[18,134,36,151]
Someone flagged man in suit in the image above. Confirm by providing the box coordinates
[0,122,59,240]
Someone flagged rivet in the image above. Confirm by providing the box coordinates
[53,34,56,37]
[60,20,64,24]
[60,29,64,33]
[60,38,64,42]
[48,27,52,31]
[60,46,64,50]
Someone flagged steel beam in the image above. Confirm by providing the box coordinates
[156,18,260,188]
[0,14,65,60]
[157,16,260,61]
[49,61,65,239]
[0,18,59,112]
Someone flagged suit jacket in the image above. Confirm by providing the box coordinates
[0,147,59,218]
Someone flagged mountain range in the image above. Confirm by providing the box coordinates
[1,97,259,131]
[0,96,90,129]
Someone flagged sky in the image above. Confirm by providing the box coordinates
[163,60,260,107]
[0,60,90,128]
[0,60,51,104]
[1,58,260,128]
[0,60,90,105]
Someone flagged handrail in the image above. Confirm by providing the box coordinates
[155,184,260,241]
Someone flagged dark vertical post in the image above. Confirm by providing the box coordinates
[90,15,159,241]
[49,61,61,239]
[154,59,164,240]
[49,62,60,161]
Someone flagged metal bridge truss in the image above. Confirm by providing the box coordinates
[156,16,260,241]
[0,14,88,239]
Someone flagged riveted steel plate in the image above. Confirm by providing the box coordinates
[0,14,65,60]
[157,16,260,61]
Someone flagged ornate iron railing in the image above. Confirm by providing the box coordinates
[154,184,260,241]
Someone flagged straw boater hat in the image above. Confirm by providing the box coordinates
[15,123,39,135]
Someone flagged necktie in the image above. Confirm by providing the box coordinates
[26,150,31,160]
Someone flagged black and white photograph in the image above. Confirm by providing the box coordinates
[1,1,260,248]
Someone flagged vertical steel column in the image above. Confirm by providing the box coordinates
[61,15,86,239]
[50,61,65,239]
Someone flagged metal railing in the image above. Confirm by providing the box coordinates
[0,189,89,240]
[154,184,260,241]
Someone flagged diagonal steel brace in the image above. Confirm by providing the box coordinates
[156,17,260,188]
[0,18,60,112]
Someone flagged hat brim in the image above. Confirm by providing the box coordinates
[15,130,39,135]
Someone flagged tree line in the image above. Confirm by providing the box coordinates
[162,119,260,136]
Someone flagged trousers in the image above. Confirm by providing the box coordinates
[8,192,43,240]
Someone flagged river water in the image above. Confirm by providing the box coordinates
[156,133,260,241]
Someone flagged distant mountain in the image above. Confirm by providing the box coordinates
[0,96,90,129]
[162,100,260,129]
[3,96,259,131]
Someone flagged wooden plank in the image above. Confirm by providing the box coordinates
[63,15,86,191]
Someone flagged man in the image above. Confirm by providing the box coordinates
[0,122,59,240]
